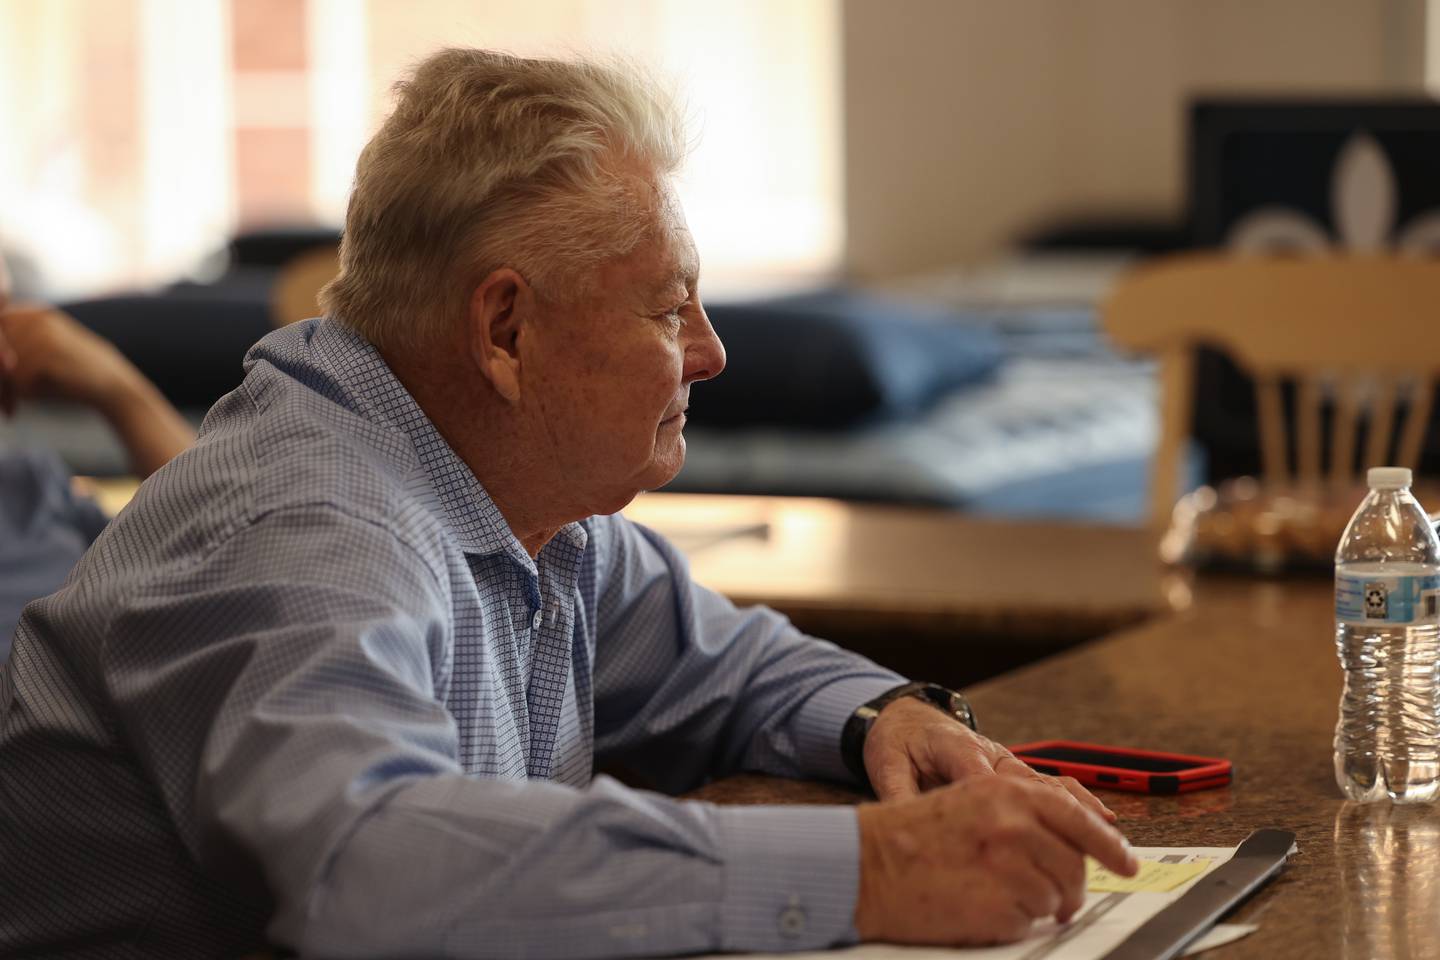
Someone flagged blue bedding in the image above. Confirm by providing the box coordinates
[2,294,1159,524]
[669,353,1156,522]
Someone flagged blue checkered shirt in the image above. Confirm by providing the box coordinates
[0,318,904,959]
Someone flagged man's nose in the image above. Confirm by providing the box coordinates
[683,302,725,383]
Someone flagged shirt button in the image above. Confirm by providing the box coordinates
[778,901,806,938]
[531,609,543,630]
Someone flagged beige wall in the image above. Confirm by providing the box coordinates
[843,0,1428,280]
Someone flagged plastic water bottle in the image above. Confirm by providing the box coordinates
[1334,466,1440,803]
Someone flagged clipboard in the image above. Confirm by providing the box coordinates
[1101,828,1296,960]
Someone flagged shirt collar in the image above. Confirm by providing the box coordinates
[304,318,587,571]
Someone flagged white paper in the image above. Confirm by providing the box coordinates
[1180,923,1258,956]
[680,846,1264,960]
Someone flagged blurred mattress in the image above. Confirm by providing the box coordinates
[3,285,1161,525]
[668,351,1156,523]
[11,349,1157,524]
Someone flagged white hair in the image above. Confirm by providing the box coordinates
[320,47,688,352]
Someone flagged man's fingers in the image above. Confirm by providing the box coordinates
[988,847,1061,921]
[977,906,1034,946]
[868,754,920,800]
[1017,825,1088,922]
[0,340,14,417]
[1030,786,1138,877]
[936,741,998,784]
[997,757,1118,823]
[1055,776,1117,823]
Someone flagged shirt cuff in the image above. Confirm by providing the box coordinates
[792,673,906,785]
[712,803,862,953]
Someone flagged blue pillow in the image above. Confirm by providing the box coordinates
[0,448,109,658]
[689,289,1002,430]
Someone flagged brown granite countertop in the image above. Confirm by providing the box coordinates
[622,493,1171,641]
[695,577,1440,959]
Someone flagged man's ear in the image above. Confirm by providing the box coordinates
[466,267,530,404]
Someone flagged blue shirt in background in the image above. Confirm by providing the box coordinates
[0,447,108,658]
[0,318,903,959]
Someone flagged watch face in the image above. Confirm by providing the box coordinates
[934,689,975,730]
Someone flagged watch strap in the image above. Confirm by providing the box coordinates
[840,682,978,787]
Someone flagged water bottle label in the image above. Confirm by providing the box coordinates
[1336,572,1440,626]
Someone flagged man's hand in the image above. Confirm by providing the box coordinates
[0,305,143,414]
[0,304,195,476]
[0,323,15,418]
[0,251,14,415]
[854,776,1139,945]
[863,696,1117,823]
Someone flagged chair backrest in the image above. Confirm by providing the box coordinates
[1102,253,1440,527]
[1186,99,1440,488]
[270,245,340,328]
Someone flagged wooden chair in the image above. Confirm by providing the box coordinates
[1102,253,1440,528]
[269,245,340,328]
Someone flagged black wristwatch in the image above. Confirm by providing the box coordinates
[840,681,978,786]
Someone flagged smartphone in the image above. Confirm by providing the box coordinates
[1008,740,1232,794]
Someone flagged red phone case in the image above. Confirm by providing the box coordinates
[1008,739,1233,794]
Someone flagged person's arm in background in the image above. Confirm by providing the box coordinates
[0,249,193,477]
[0,304,195,477]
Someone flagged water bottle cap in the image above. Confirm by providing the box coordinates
[1367,466,1413,489]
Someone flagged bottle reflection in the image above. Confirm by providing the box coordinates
[1336,801,1440,960]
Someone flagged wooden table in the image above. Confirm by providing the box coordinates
[695,574,1440,959]
[624,493,1176,686]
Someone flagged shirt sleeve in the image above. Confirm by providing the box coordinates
[590,515,906,793]
[104,504,865,959]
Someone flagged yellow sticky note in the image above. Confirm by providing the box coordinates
[1086,858,1213,893]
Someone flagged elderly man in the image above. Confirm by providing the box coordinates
[0,49,1135,959]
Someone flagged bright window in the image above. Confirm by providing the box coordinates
[0,0,842,299]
